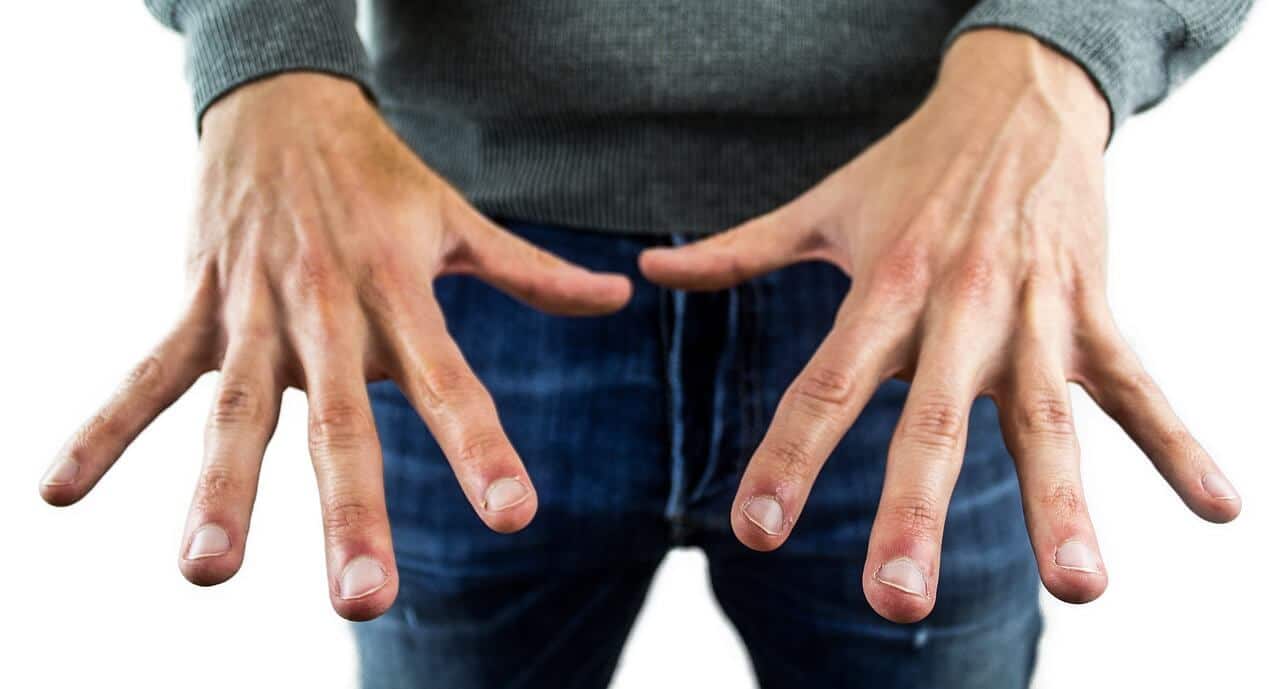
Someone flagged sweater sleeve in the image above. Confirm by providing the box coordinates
[945,0,1253,136]
[143,0,373,130]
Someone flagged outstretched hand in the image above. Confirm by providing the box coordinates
[641,30,1240,623]
[40,73,632,620]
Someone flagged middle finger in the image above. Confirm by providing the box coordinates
[862,324,988,623]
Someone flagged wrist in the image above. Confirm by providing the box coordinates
[200,72,373,140]
[933,29,1110,151]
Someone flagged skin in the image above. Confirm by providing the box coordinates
[39,72,632,621]
[42,29,1239,625]
[640,29,1240,623]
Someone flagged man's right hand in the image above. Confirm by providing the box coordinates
[38,72,633,620]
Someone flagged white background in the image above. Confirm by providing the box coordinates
[1,3,1275,688]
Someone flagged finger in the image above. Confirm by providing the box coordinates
[998,333,1106,605]
[862,333,982,624]
[1080,323,1240,523]
[41,310,213,507]
[448,210,632,316]
[732,297,902,551]
[368,288,538,535]
[296,317,398,621]
[179,336,283,587]
[639,197,827,291]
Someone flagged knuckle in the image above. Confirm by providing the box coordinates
[300,287,361,340]
[761,437,815,486]
[456,429,511,468]
[76,411,124,447]
[866,241,930,303]
[942,255,998,307]
[321,497,383,542]
[790,366,859,418]
[884,492,943,540]
[1018,393,1076,441]
[1037,480,1086,521]
[415,364,478,410]
[357,268,405,320]
[121,355,165,400]
[292,249,344,302]
[193,465,242,512]
[228,320,275,346]
[717,251,753,286]
[1154,426,1198,459]
[363,237,412,277]
[901,398,966,452]
[209,379,262,428]
[1023,266,1074,307]
[308,398,375,455]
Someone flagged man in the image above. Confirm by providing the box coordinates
[42,1,1249,687]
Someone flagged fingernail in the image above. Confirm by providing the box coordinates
[874,557,928,597]
[1202,473,1239,501]
[482,477,531,512]
[1054,539,1101,573]
[185,524,231,560]
[339,556,388,600]
[742,495,785,536]
[42,458,79,486]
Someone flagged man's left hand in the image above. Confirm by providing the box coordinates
[640,29,1240,624]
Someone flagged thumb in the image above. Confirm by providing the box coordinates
[452,215,633,317]
[639,202,823,291]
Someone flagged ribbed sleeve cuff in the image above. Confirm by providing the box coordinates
[945,0,1187,138]
[172,0,373,131]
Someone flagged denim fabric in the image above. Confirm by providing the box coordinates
[354,220,1041,689]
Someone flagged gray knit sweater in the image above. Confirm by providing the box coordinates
[144,1,1251,235]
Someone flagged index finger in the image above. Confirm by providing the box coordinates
[731,296,903,549]
[291,304,398,621]
[363,281,538,534]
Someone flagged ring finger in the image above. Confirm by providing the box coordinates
[179,332,284,586]
[997,328,1106,604]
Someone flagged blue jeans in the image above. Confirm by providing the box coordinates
[355,220,1041,688]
